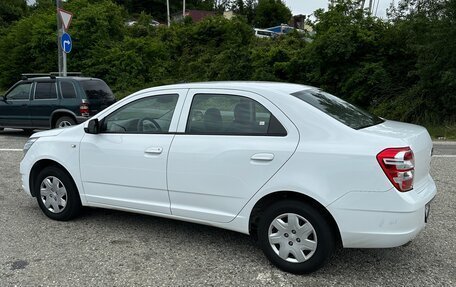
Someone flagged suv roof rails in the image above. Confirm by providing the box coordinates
[21,72,82,80]
[49,72,82,77]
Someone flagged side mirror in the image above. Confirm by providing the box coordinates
[84,119,100,134]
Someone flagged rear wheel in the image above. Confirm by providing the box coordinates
[55,116,76,128]
[257,200,335,274]
[35,166,81,221]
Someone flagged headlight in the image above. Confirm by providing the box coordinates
[23,138,38,155]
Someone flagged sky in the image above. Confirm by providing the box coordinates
[283,0,393,18]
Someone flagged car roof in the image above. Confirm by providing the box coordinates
[139,81,315,96]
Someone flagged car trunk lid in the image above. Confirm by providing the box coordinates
[361,120,433,190]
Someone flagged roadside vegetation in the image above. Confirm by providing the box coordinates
[0,0,455,137]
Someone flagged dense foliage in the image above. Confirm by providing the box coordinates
[0,0,455,125]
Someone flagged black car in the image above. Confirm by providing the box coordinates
[0,75,116,131]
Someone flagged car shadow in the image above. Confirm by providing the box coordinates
[72,206,420,278]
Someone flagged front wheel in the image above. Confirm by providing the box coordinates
[257,200,336,274]
[35,166,81,221]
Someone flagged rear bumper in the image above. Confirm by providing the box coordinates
[328,175,437,248]
[75,116,89,124]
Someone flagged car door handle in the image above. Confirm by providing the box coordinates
[144,147,163,155]
[251,153,274,161]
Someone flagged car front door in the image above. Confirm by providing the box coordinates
[167,89,299,223]
[0,82,33,128]
[79,89,187,214]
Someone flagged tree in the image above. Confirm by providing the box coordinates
[253,0,291,28]
[231,0,256,25]
[0,0,27,28]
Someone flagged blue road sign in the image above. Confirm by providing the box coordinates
[61,32,72,53]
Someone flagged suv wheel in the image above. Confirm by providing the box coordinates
[55,116,76,128]
[257,200,335,274]
[35,166,81,221]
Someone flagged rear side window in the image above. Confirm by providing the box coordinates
[291,89,384,129]
[186,94,287,136]
[80,80,114,101]
[60,81,77,99]
[35,82,57,100]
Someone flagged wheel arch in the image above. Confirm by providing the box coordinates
[29,159,77,198]
[50,109,77,128]
[248,191,342,246]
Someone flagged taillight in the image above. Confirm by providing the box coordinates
[377,147,415,192]
[80,102,89,117]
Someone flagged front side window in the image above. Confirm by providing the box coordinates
[35,82,57,100]
[291,89,384,129]
[102,94,179,134]
[186,94,287,136]
[6,83,32,100]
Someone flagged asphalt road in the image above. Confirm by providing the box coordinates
[0,129,455,286]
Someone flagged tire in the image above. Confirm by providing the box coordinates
[257,200,335,274]
[55,116,76,129]
[34,166,81,221]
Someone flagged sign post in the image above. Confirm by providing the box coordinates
[56,0,63,76]
[56,2,73,77]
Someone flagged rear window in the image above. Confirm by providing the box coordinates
[80,80,114,101]
[291,89,384,129]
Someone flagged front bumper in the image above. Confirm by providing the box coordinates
[20,160,32,197]
[328,175,437,248]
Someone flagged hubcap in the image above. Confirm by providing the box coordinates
[268,213,317,263]
[40,176,67,213]
[58,121,72,128]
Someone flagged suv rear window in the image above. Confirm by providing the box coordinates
[291,89,384,130]
[80,80,114,101]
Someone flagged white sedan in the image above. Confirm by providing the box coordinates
[20,82,436,274]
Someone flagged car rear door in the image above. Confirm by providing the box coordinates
[29,80,59,128]
[167,89,299,223]
[79,89,187,214]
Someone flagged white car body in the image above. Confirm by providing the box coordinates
[20,82,436,249]
[254,28,277,38]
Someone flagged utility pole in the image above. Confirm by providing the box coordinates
[368,0,373,15]
[167,0,170,27]
[183,0,186,17]
[56,0,64,76]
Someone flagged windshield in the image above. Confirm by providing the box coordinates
[80,80,115,101]
[291,89,384,130]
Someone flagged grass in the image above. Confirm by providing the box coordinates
[425,124,456,140]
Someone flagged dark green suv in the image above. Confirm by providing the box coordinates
[0,76,116,131]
